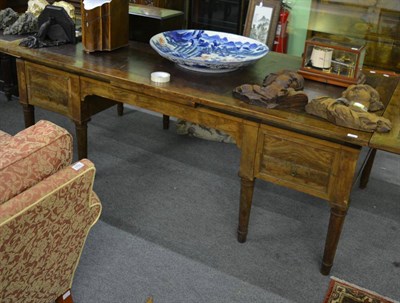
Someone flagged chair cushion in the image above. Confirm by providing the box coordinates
[0,120,73,204]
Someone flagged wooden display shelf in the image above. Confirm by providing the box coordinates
[298,67,366,87]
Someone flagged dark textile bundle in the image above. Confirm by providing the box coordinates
[20,17,70,48]
[233,70,308,109]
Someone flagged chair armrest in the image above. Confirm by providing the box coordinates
[0,159,99,224]
[0,159,102,302]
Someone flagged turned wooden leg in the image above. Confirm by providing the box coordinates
[163,114,170,130]
[1,52,14,101]
[55,290,74,303]
[237,177,256,243]
[117,102,124,116]
[22,104,35,127]
[321,207,348,275]
[359,148,377,189]
[74,120,89,159]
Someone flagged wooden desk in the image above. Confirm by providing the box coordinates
[0,52,18,100]
[1,40,399,275]
[0,33,21,100]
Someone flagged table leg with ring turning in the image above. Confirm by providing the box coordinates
[22,104,35,127]
[359,148,377,189]
[163,115,170,130]
[74,119,89,160]
[237,123,259,243]
[321,206,348,275]
[237,177,256,243]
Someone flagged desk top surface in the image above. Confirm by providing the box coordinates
[1,38,399,153]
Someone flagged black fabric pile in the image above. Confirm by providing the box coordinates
[19,16,70,48]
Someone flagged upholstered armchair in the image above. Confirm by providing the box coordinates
[0,120,102,303]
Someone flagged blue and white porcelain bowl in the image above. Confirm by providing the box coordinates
[149,30,269,73]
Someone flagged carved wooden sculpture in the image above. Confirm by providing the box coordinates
[306,84,391,133]
[341,84,384,112]
[305,96,391,133]
[233,70,308,109]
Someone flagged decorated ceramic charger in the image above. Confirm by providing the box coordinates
[149,30,269,73]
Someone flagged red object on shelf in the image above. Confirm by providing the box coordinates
[273,8,289,53]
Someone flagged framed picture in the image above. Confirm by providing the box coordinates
[243,0,281,49]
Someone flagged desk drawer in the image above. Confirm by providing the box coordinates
[25,62,79,116]
[255,125,343,200]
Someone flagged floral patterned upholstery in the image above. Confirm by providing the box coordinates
[0,130,11,149]
[0,120,73,205]
[0,121,101,303]
[0,130,11,140]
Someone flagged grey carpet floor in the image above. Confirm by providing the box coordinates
[1,95,399,302]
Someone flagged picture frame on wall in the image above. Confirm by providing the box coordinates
[243,0,281,49]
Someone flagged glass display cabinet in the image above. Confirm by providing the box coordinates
[298,37,366,87]
[307,0,400,73]
[188,0,249,34]
[129,0,185,10]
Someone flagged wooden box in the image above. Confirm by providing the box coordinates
[80,0,129,52]
[128,4,184,43]
[298,37,366,87]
